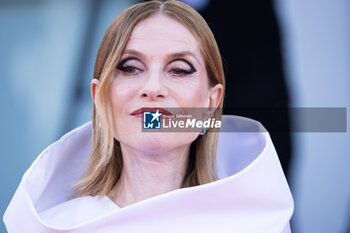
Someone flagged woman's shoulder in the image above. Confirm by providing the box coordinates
[39,195,119,227]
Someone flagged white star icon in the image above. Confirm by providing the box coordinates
[150,110,161,122]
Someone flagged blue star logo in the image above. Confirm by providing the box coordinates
[143,110,161,129]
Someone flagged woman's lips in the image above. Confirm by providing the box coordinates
[131,107,172,117]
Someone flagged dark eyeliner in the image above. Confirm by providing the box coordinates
[175,68,194,74]
[171,59,196,73]
[117,57,140,70]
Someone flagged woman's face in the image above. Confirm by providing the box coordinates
[93,14,222,154]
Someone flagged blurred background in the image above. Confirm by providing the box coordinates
[0,0,349,232]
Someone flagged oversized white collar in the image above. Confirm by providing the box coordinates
[3,115,293,233]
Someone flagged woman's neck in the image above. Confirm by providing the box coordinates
[108,144,190,208]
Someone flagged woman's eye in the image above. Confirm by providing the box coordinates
[171,68,194,76]
[118,65,140,75]
[172,68,184,75]
[117,57,143,75]
[123,66,137,73]
[168,59,196,77]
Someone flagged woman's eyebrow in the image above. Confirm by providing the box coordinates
[122,49,146,60]
[122,49,202,66]
[168,51,201,66]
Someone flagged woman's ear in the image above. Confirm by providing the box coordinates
[203,84,223,118]
[208,84,223,109]
[91,79,101,105]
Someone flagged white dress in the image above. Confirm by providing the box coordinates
[39,196,119,228]
[3,115,294,233]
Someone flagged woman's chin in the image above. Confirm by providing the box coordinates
[118,132,197,154]
[135,133,181,151]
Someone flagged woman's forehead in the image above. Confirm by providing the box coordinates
[124,14,202,60]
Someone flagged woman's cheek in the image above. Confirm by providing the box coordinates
[110,82,134,107]
[176,86,208,107]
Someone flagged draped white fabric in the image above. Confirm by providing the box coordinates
[3,115,293,233]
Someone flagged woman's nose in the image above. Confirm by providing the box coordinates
[138,71,168,100]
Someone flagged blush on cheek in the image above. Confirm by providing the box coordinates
[180,87,209,108]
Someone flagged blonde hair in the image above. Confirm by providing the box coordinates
[73,0,225,198]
